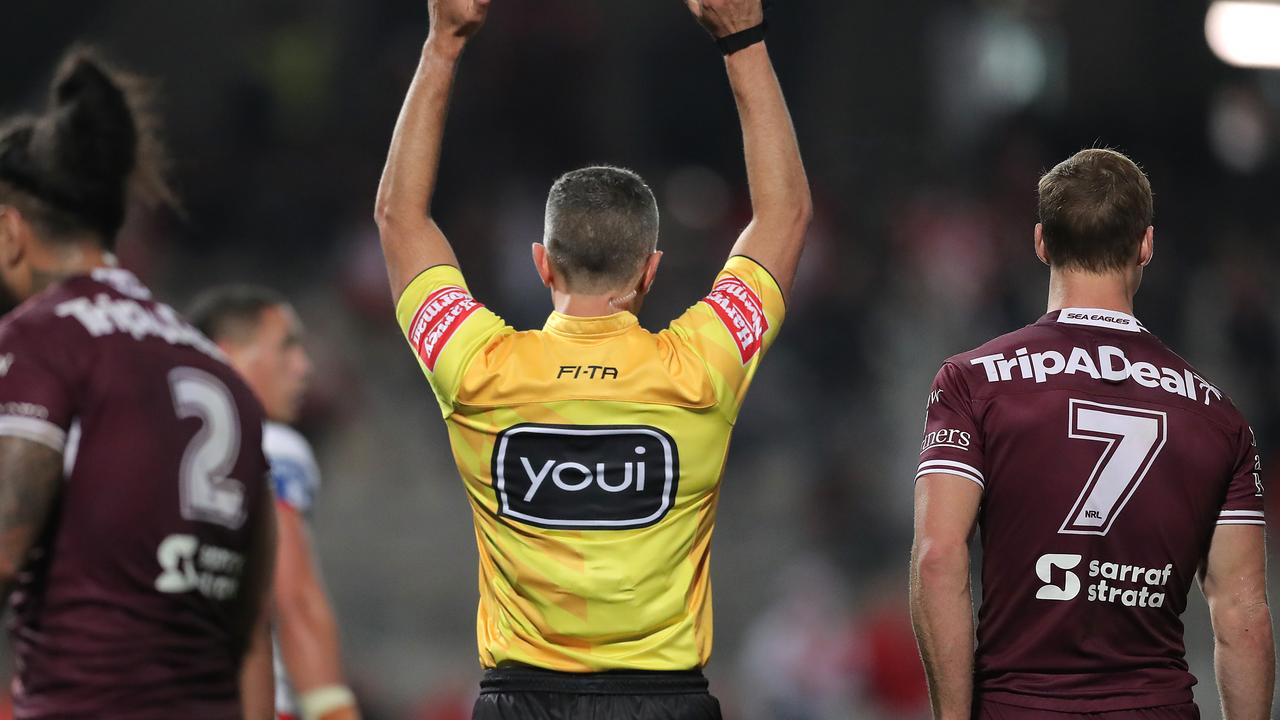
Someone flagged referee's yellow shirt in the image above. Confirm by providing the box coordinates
[396,255,784,671]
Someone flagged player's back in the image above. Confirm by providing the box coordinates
[919,308,1261,713]
[0,268,270,719]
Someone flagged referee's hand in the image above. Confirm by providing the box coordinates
[428,0,490,46]
[684,0,763,39]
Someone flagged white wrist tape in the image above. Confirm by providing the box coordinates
[298,685,356,720]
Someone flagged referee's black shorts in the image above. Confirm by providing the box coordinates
[473,663,722,720]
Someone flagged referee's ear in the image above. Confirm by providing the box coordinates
[639,251,663,295]
[532,242,556,289]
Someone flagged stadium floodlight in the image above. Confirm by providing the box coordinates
[1206,1,1280,69]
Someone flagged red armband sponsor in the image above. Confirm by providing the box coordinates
[407,286,483,371]
[701,275,769,363]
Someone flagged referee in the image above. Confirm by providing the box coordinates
[374,0,810,717]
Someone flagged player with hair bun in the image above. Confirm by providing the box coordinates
[0,49,275,719]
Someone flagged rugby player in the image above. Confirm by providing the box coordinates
[374,0,810,717]
[0,51,275,718]
[190,286,360,720]
[911,148,1273,720]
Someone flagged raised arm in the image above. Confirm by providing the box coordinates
[1199,524,1274,720]
[686,0,812,300]
[374,0,490,300]
[911,473,982,720]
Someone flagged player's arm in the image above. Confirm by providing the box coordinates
[686,0,812,300]
[374,0,490,300]
[275,504,359,720]
[911,473,981,720]
[239,482,278,720]
[1199,524,1274,720]
[0,437,61,600]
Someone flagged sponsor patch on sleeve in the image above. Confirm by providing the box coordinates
[701,275,769,364]
[408,286,483,372]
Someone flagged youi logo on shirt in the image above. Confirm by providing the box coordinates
[492,425,680,530]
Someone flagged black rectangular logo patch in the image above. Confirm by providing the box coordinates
[492,424,679,530]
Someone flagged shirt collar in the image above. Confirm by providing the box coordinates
[543,311,639,337]
[87,267,151,300]
[1042,307,1147,333]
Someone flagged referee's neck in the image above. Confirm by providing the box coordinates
[553,292,637,318]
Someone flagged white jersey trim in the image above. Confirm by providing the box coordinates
[1218,510,1265,526]
[1057,308,1146,333]
[0,416,66,453]
[917,460,985,489]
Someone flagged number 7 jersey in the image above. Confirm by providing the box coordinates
[919,308,1263,713]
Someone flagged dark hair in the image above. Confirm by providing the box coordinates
[188,285,288,344]
[1037,148,1153,273]
[544,166,659,292]
[0,48,173,249]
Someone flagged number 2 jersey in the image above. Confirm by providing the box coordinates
[919,308,1263,713]
[0,268,270,719]
[396,256,784,672]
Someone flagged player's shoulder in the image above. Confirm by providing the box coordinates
[936,321,1053,383]
[0,275,88,331]
[1144,334,1249,428]
[265,422,320,509]
[263,422,318,465]
[4,269,221,354]
[939,313,1248,431]
[0,275,117,361]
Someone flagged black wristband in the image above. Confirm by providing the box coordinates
[716,21,767,56]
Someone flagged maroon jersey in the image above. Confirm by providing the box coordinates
[0,268,270,719]
[919,308,1263,713]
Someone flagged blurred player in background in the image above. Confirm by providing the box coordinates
[375,0,809,717]
[911,149,1273,720]
[0,50,275,718]
[190,286,360,720]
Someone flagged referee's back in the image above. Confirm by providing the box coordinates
[375,5,808,717]
[396,254,784,671]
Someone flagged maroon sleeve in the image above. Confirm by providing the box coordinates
[917,361,985,490]
[0,323,75,454]
[1218,423,1264,526]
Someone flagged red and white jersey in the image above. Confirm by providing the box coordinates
[919,308,1263,713]
[263,423,322,718]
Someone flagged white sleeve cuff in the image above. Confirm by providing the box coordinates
[916,459,985,489]
[1218,509,1265,526]
[0,415,66,453]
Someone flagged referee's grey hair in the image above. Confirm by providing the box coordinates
[544,166,659,293]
